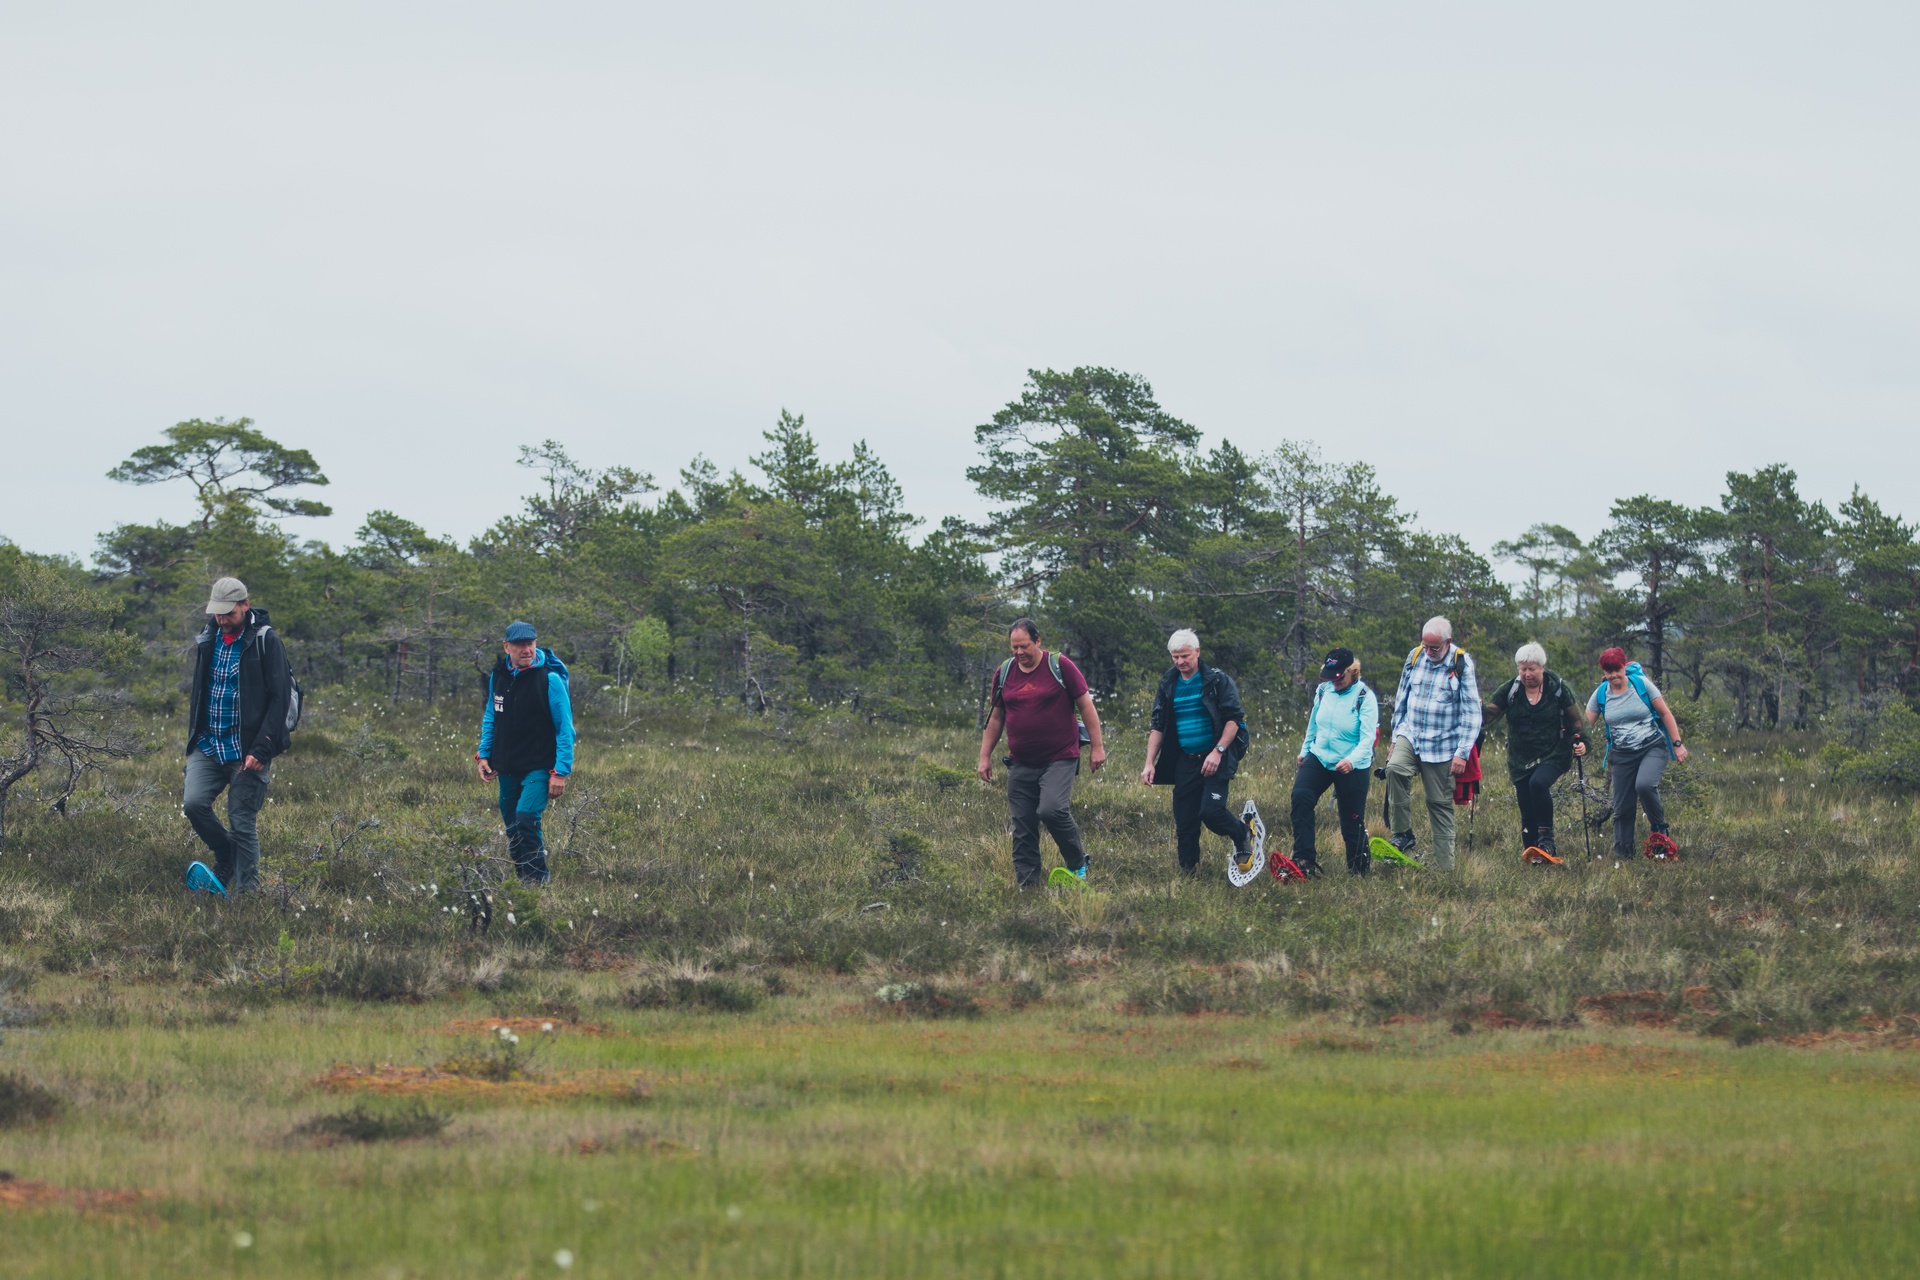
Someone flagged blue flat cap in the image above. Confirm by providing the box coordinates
[503,620,538,642]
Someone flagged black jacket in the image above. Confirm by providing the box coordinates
[185,607,293,764]
[1148,662,1250,784]
[1487,668,1586,780]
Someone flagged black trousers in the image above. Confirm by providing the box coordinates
[1512,759,1568,846]
[1170,752,1248,871]
[1290,756,1371,871]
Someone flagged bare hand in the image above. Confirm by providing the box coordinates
[1572,741,1587,758]
[977,758,993,784]
[1450,757,1468,777]
[1200,749,1221,777]
[1088,744,1107,773]
[1140,762,1156,786]
[1674,744,1689,763]
[1334,759,1353,775]
[241,754,264,772]
[477,759,496,782]
[548,773,568,798]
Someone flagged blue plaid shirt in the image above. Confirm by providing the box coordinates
[1390,643,1482,762]
[197,632,245,762]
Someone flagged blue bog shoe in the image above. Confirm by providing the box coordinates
[184,860,228,897]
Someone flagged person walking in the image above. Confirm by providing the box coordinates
[977,618,1106,888]
[1587,647,1688,860]
[1140,629,1254,879]
[1290,648,1378,877]
[476,620,575,885]
[1384,616,1482,870]
[181,577,294,895]
[1483,642,1587,860]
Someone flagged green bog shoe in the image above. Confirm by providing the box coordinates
[1369,836,1420,867]
[1048,866,1084,887]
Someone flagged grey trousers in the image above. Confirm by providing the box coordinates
[1383,737,1459,870]
[1006,758,1087,887]
[1609,743,1669,859]
[183,752,271,892]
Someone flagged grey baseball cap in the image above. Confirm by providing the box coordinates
[205,577,249,615]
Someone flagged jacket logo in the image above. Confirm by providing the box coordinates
[493,694,506,713]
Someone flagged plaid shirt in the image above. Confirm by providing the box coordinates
[197,631,245,762]
[1390,643,1482,761]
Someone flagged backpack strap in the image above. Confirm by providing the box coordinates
[1624,663,1675,758]
[992,657,1015,706]
[1046,650,1065,690]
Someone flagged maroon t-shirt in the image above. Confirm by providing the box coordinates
[997,652,1089,767]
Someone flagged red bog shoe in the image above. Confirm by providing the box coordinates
[1270,852,1310,883]
[1643,831,1680,861]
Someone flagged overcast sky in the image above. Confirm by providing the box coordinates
[4,2,1916,565]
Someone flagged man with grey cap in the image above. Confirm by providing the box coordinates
[475,620,575,885]
[181,577,295,894]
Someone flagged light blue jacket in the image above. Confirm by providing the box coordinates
[1300,680,1379,771]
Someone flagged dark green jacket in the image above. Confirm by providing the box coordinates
[1148,663,1250,784]
[1486,669,1586,779]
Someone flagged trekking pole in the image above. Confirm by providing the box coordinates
[1576,754,1593,860]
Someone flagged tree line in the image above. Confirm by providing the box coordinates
[6,366,1920,827]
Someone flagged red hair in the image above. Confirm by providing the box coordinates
[1597,647,1628,673]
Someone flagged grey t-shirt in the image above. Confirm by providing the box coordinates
[1588,675,1664,751]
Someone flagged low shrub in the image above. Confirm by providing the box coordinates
[0,1072,62,1128]
[873,980,980,1019]
[623,972,761,1013]
[293,1103,450,1143]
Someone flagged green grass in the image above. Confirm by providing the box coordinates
[1,697,1918,1273]
[2,993,1917,1277]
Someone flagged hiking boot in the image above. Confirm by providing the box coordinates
[1232,832,1256,876]
[1536,824,1558,858]
[1345,846,1371,876]
[1389,831,1417,856]
[1295,855,1325,879]
[1072,858,1089,881]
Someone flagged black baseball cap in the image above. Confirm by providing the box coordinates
[1319,647,1355,680]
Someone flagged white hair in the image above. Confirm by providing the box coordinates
[1422,616,1453,641]
[1514,642,1547,667]
[1167,628,1200,653]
